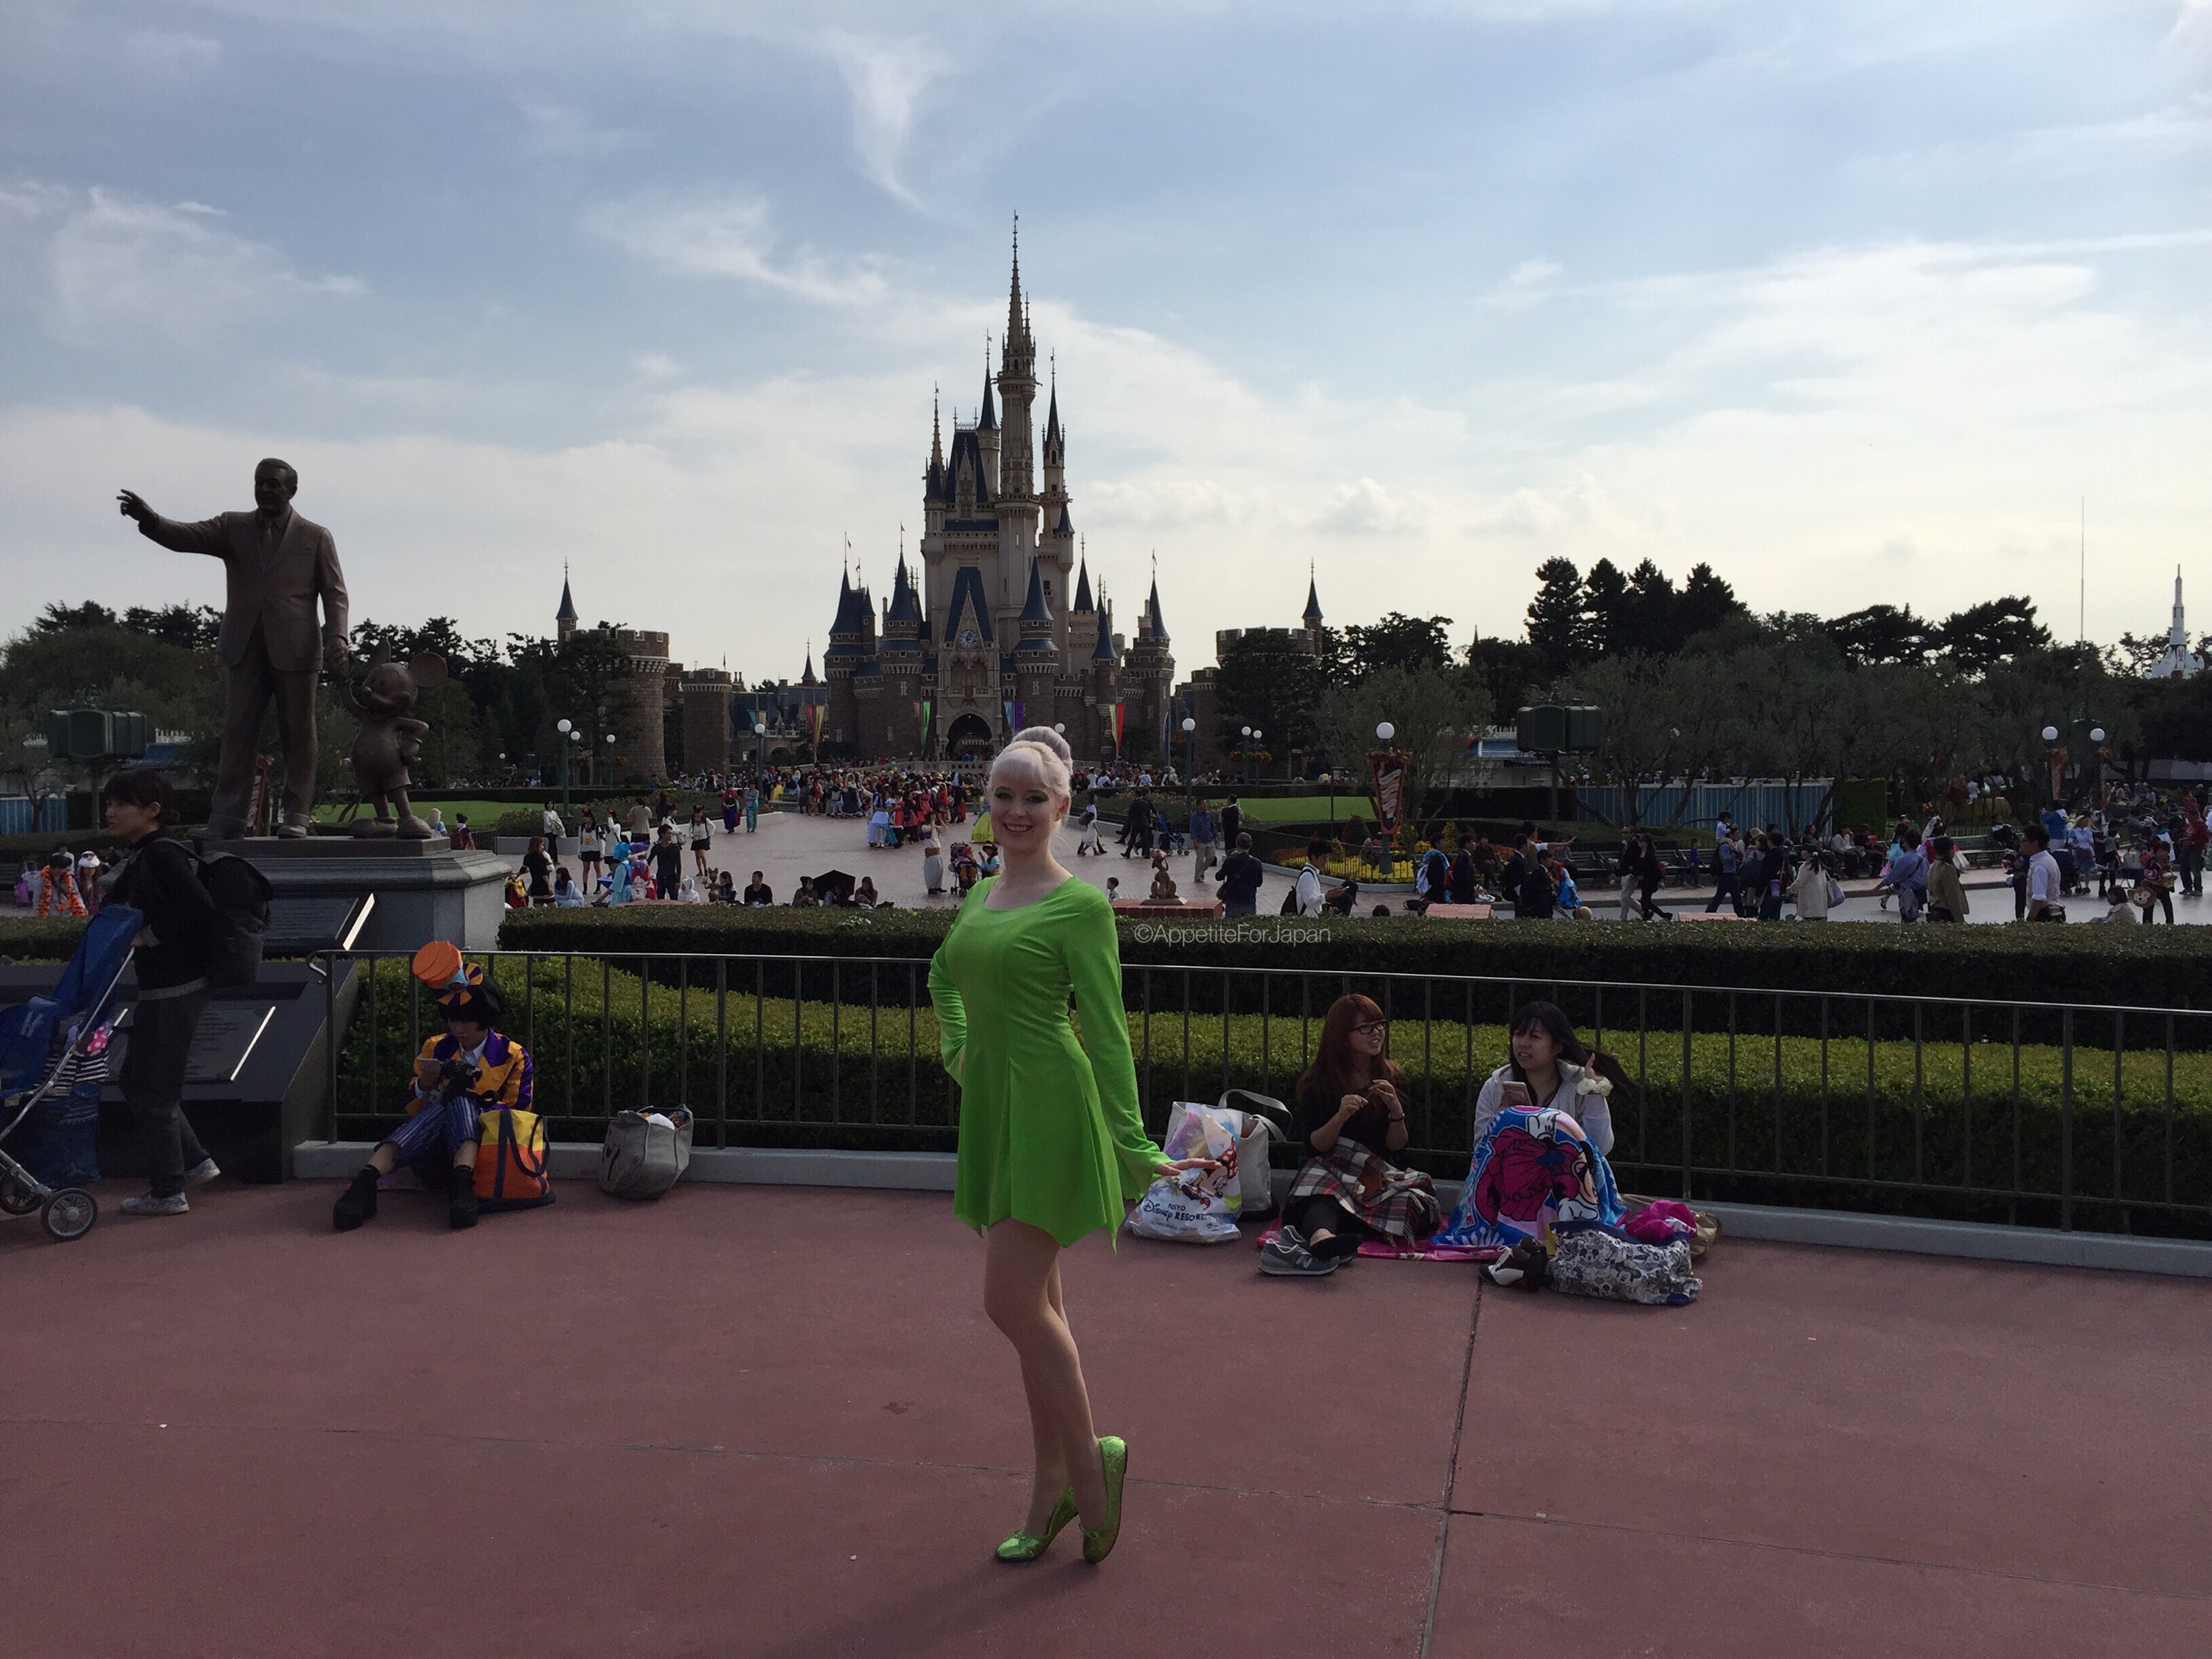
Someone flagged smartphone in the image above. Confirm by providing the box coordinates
[1498,1080,1532,1110]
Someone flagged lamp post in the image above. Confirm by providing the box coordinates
[1180,716,1196,815]
[555,720,573,818]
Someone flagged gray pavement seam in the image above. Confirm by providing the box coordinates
[1419,1279,1484,1659]
[1,1413,1453,1514]
[1450,1509,2210,1604]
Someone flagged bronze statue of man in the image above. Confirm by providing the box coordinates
[117,459,350,838]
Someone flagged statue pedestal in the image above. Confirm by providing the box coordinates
[203,837,511,951]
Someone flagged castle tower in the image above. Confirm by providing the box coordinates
[976,352,1001,498]
[1127,570,1175,762]
[879,546,928,754]
[2151,566,2204,679]
[1302,568,1325,655]
[680,667,733,774]
[822,568,877,751]
[607,628,670,782]
[556,567,578,645]
[997,226,1038,501]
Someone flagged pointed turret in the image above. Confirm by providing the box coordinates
[801,645,818,686]
[1072,557,1093,614]
[978,352,998,432]
[1143,574,1169,642]
[886,550,922,628]
[1303,571,1323,626]
[556,564,579,643]
[1018,556,1051,624]
[1093,597,1117,661]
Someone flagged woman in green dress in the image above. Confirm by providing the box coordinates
[929,726,1214,1567]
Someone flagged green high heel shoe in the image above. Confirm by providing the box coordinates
[994,1486,1077,1562]
[1081,1436,1127,1565]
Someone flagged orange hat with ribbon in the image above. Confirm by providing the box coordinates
[411,942,490,1014]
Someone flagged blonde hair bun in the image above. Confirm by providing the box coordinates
[992,725,1074,798]
[1009,725,1074,765]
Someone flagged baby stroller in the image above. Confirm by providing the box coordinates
[0,902,142,1242]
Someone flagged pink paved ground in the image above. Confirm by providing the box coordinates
[3,1181,2205,1658]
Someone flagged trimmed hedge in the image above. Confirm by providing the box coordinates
[499,905,2212,1015]
[0,914,91,959]
[335,956,2212,1237]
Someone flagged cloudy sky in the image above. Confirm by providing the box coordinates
[3,1,2208,679]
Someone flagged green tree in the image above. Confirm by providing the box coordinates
[1826,604,1930,667]
[1580,558,1627,657]
[1933,597,2051,671]
[1316,664,1491,834]
[1615,559,1678,655]
[1465,635,1548,717]
[1340,612,1453,681]
[1214,629,1323,761]
[1674,563,1745,639]
[1525,557,1583,675]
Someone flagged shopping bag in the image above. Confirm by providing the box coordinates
[1127,1102,1239,1243]
[599,1107,695,1200]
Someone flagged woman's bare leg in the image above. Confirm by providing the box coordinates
[986,1219,1109,1531]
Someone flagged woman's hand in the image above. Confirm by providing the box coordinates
[1337,1093,1368,1121]
[1153,1156,1221,1180]
[1369,1079,1404,1116]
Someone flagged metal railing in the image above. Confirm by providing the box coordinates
[319,950,2212,1241]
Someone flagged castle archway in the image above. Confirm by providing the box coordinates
[945,713,995,759]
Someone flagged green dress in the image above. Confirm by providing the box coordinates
[928,875,1163,1247]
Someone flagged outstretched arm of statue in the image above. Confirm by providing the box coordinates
[330,670,369,719]
[117,490,225,557]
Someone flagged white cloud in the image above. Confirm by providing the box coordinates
[818,29,947,205]
[586,194,887,306]
[0,184,359,343]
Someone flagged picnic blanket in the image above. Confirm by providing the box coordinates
[1430,1105,1624,1253]
[1284,1138,1443,1242]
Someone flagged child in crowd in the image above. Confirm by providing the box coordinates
[332,954,534,1232]
[35,850,85,918]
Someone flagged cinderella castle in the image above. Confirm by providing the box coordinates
[821,237,1175,764]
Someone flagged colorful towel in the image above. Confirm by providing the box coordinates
[1431,1105,1624,1252]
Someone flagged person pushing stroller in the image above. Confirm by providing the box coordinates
[332,947,534,1232]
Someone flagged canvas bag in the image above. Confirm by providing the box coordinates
[474,1107,554,1211]
[1127,1102,1239,1243]
[1211,1088,1292,1217]
[599,1107,695,1200]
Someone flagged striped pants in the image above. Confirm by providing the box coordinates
[383,1091,483,1179]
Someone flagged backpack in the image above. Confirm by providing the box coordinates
[190,845,272,987]
[1279,884,1300,915]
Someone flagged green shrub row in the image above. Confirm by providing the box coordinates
[498,905,2212,1015]
[336,956,2212,1237]
[0,914,97,959]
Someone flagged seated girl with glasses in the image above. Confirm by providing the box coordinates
[1262,995,1440,1276]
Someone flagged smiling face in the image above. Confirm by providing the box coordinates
[987,754,1068,853]
[253,459,297,514]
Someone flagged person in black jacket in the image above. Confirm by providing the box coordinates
[100,769,221,1216]
[1215,832,1265,916]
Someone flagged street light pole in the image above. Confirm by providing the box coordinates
[556,719,573,818]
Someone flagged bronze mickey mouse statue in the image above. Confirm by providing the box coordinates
[335,647,448,838]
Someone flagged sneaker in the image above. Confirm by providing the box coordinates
[1259,1233,1338,1276]
[120,1191,189,1217]
[184,1157,221,1186]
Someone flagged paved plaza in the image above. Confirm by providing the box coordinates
[3,1180,2203,1657]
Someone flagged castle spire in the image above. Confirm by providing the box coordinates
[978,341,998,432]
[1006,214,1028,352]
[1303,563,1323,625]
[931,385,943,470]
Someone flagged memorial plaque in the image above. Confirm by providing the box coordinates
[187,1003,276,1085]
[265,894,375,953]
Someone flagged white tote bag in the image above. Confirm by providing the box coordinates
[1212,1088,1292,1217]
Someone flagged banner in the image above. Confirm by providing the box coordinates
[1013,699,1026,731]
[1002,700,1016,737]
[808,704,826,748]
[1368,747,1409,834]
[1110,703,1125,753]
